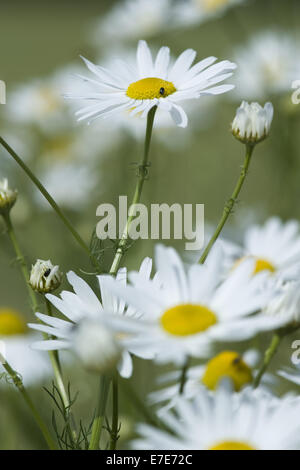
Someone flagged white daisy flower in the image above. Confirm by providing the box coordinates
[34,161,98,211]
[0,308,51,387]
[174,0,247,28]
[233,32,300,100]
[90,0,174,46]
[90,49,216,147]
[148,349,276,412]
[223,217,300,280]
[232,101,274,144]
[133,383,300,450]
[28,258,154,378]
[101,244,286,366]
[67,40,236,128]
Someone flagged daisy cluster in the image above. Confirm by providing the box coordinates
[28,214,300,449]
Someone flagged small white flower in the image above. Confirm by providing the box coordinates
[67,40,236,128]
[35,162,98,211]
[71,319,122,374]
[102,244,285,366]
[29,259,62,294]
[232,101,273,144]
[233,31,300,100]
[149,349,275,412]
[90,0,174,45]
[174,0,247,28]
[28,258,153,378]
[223,217,300,280]
[0,307,51,387]
[0,178,17,215]
[133,383,300,450]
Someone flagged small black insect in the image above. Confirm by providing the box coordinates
[232,356,241,365]
[44,268,51,278]
[159,87,165,96]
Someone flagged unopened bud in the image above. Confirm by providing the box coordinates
[232,101,274,144]
[29,259,62,293]
[0,179,17,215]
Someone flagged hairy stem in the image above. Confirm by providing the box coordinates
[199,144,254,264]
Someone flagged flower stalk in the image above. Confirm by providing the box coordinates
[1,357,57,450]
[89,106,157,451]
[253,332,282,388]
[0,136,91,259]
[199,143,254,264]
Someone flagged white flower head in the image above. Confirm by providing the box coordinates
[29,259,62,294]
[149,349,275,413]
[174,0,247,28]
[133,384,300,450]
[234,32,300,100]
[90,0,174,45]
[223,217,300,280]
[0,178,17,215]
[67,40,236,128]
[71,319,122,373]
[232,101,273,144]
[101,244,285,366]
[28,258,154,378]
[0,307,51,386]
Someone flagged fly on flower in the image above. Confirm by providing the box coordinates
[66,40,237,128]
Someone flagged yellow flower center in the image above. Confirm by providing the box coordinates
[253,258,276,275]
[202,351,253,391]
[209,441,255,450]
[234,256,276,275]
[0,308,27,336]
[160,304,217,336]
[126,77,176,100]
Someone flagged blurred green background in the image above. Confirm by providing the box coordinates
[0,0,300,449]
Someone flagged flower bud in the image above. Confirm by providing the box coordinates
[72,319,122,374]
[29,259,62,293]
[232,101,274,144]
[0,179,18,215]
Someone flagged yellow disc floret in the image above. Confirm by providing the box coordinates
[209,441,255,450]
[126,77,176,100]
[160,304,217,336]
[253,258,276,275]
[0,308,27,336]
[202,351,253,391]
[233,256,276,276]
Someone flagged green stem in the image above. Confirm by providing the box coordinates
[253,333,282,388]
[109,105,157,275]
[89,375,110,450]
[45,299,78,445]
[1,358,57,450]
[109,374,119,450]
[2,212,39,314]
[199,144,255,264]
[0,136,90,257]
[89,107,157,450]
[179,356,190,395]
